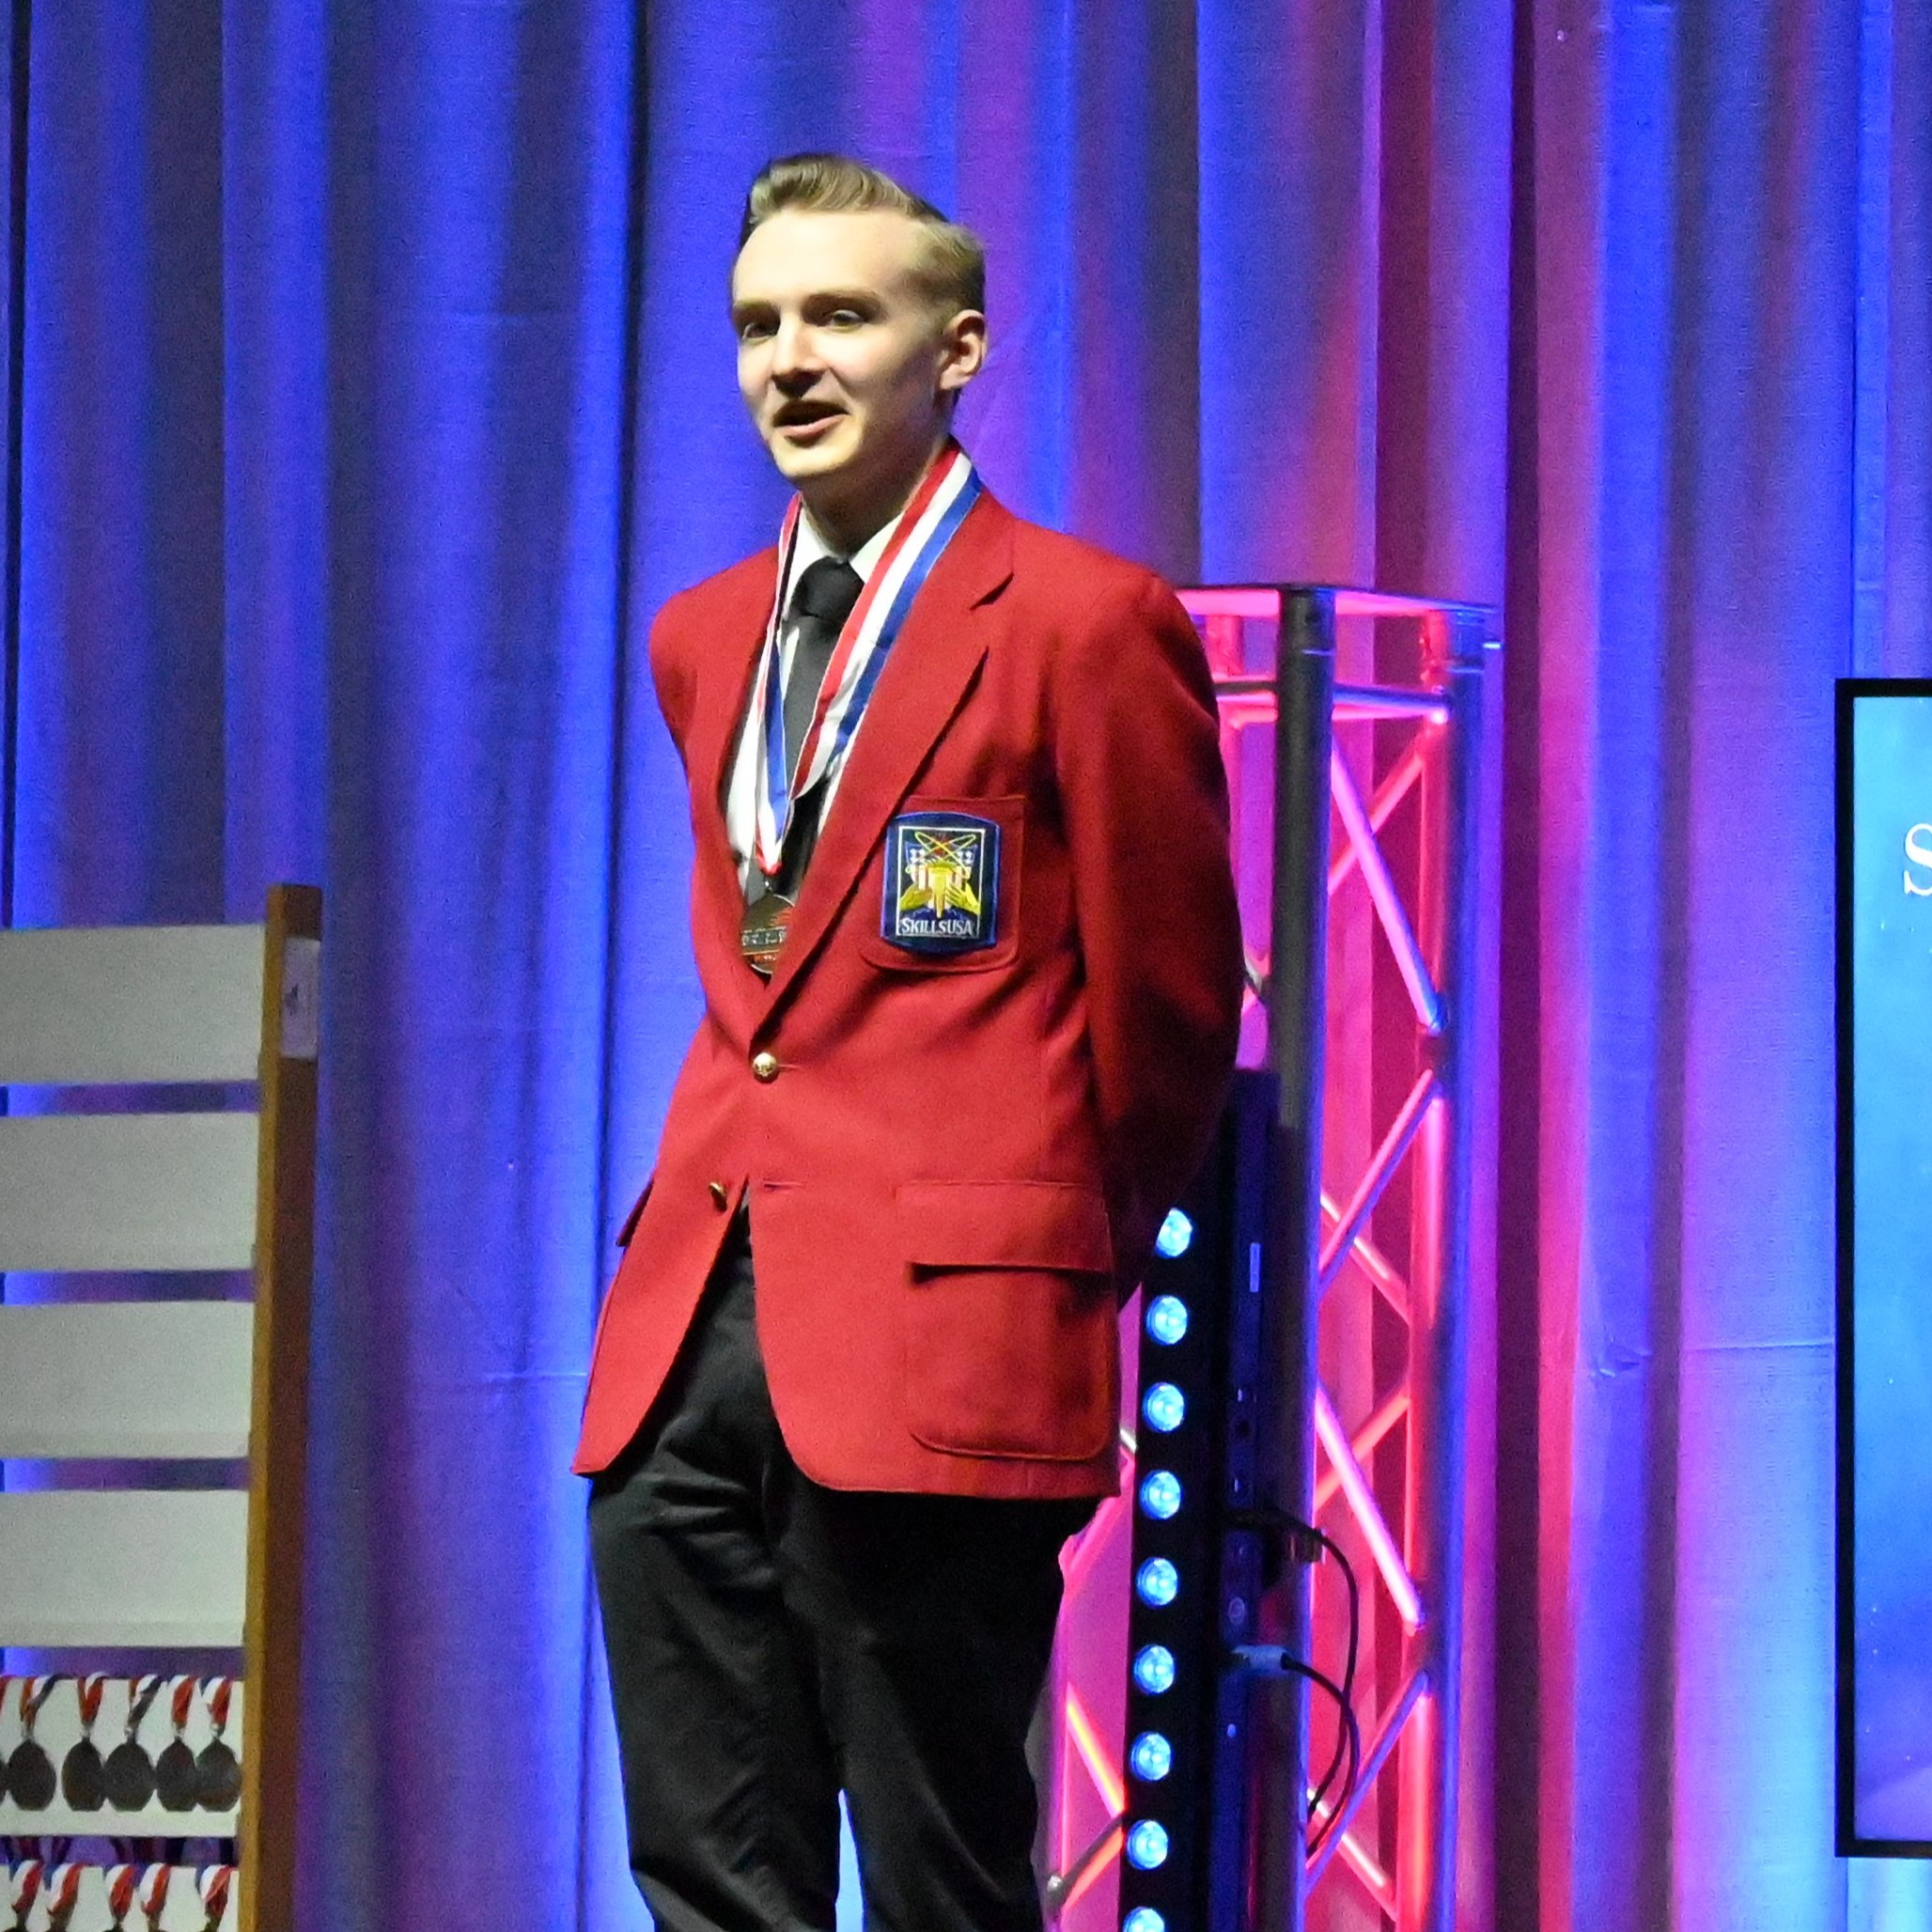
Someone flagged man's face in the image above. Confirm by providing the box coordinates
[730,209,984,529]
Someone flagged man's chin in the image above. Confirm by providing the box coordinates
[764,435,855,486]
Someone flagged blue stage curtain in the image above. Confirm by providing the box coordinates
[2,4,1930,1930]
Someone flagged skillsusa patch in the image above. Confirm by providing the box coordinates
[881,812,1001,954]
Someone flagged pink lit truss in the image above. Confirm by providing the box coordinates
[1040,584,1496,1932]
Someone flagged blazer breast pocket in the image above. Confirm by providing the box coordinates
[857,793,1024,974]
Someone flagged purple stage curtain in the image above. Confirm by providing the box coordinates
[1,3,1929,1929]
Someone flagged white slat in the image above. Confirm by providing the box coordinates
[0,1303,254,1457]
[0,1114,258,1270]
[0,925,265,1085]
[0,1491,247,1646]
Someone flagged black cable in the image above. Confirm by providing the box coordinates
[1268,1656,1359,1858]
[1223,1506,1367,1854]
[1306,1526,1362,1831]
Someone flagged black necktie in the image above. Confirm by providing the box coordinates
[782,556,865,785]
[764,554,864,899]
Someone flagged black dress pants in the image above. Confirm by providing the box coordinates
[588,1218,1092,1932]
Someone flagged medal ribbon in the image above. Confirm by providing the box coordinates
[20,1675,58,1736]
[125,1675,164,1742]
[752,442,983,879]
[48,1864,81,1922]
[108,1865,137,1925]
[140,1867,171,1929]
[198,1865,233,1928]
[201,1676,234,1737]
[77,1675,107,1736]
[9,1865,39,1919]
[169,1676,196,1735]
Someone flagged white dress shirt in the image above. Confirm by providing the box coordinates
[726,507,901,892]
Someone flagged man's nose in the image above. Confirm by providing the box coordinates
[770,317,820,386]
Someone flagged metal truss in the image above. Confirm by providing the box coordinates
[1039,585,1496,1932]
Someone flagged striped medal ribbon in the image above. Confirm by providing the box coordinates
[139,1866,172,1931]
[750,440,983,882]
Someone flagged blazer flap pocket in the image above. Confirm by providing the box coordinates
[896,1180,1114,1273]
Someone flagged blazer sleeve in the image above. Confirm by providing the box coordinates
[648,589,699,764]
[1050,571,1246,1296]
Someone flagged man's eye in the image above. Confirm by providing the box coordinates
[738,319,774,342]
[826,308,865,327]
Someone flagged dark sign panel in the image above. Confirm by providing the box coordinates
[1839,680,1932,1856]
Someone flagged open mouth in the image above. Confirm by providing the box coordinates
[772,402,845,440]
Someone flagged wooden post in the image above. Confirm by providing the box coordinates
[239,884,321,1932]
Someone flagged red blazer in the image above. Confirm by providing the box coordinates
[573,488,1243,1498]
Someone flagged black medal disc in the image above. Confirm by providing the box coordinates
[103,1739,156,1810]
[195,1738,242,1812]
[7,1737,55,1810]
[740,888,795,976]
[60,1737,105,1810]
[156,1735,200,1811]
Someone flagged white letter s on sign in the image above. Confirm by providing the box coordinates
[1907,823,1932,897]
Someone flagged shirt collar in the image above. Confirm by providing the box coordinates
[791,504,899,594]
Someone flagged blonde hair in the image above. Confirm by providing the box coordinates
[740,153,986,319]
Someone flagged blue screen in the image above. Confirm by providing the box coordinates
[1846,691,1932,1846]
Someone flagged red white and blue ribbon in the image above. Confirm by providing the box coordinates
[139,1865,172,1929]
[751,441,982,880]
[9,1864,41,1922]
[197,1864,233,1928]
[107,1864,138,1927]
[47,1863,82,1922]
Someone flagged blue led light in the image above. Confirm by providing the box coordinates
[1154,1208,1193,1258]
[1123,1909,1167,1932]
[1145,1294,1190,1346]
[1139,1470,1182,1519]
[1136,1557,1179,1607]
[1133,1644,1176,1693]
[1126,1820,1171,1870]
[1130,1731,1174,1782]
[1142,1381,1186,1432]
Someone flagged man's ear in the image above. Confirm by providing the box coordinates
[937,308,988,397]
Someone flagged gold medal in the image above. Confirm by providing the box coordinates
[740,889,795,977]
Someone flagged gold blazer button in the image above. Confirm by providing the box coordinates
[708,1180,729,1210]
[751,1051,780,1083]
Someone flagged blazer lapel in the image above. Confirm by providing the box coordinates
[762,491,1016,1009]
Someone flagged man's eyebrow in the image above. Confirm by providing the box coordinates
[731,288,883,319]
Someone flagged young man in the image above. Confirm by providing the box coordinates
[578,155,1243,1932]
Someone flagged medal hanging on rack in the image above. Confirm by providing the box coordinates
[0,1673,12,1806]
[104,1675,164,1813]
[739,442,983,974]
[155,1677,200,1813]
[138,1866,171,1932]
[195,1677,241,1812]
[60,1674,109,1811]
[7,1675,60,1812]
[197,1864,233,1932]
